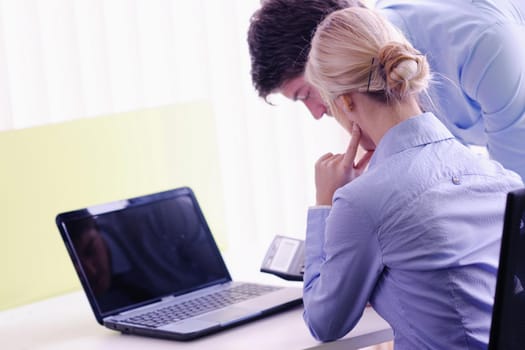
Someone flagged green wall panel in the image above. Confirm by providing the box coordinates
[0,102,225,310]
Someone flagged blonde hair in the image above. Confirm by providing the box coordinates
[305,7,431,113]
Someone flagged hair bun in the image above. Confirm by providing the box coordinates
[390,59,418,81]
[377,42,429,100]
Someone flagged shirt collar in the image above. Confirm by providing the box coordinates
[369,112,455,168]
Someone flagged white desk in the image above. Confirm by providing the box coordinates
[0,288,392,350]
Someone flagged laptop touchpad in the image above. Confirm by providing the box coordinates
[199,307,258,325]
[160,318,218,333]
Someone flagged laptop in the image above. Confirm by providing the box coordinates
[488,188,525,349]
[55,186,302,341]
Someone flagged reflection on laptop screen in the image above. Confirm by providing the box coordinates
[63,194,230,315]
[489,189,525,349]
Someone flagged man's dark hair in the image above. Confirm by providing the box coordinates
[247,0,366,100]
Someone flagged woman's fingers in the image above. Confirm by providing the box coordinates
[342,123,361,168]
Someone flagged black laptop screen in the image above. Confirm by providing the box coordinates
[59,188,230,317]
[489,189,525,349]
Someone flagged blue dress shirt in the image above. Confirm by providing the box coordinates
[376,0,525,181]
[303,113,523,349]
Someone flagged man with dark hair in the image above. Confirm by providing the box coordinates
[247,0,525,180]
[248,0,365,101]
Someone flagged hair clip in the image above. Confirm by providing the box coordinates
[366,57,375,93]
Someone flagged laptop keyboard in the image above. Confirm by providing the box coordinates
[123,283,281,328]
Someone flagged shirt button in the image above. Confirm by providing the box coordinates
[452,176,461,185]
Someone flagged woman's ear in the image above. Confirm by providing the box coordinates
[333,94,357,134]
[340,94,354,113]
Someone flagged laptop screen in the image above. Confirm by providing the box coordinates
[489,188,525,349]
[57,188,231,319]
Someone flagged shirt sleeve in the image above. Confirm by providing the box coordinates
[302,193,383,342]
[461,22,525,180]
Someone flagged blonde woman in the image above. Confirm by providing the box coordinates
[302,7,523,349]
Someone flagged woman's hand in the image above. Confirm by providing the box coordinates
[314,124,374,206]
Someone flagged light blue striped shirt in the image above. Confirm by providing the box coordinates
[376,0,525,181]
[303,113,523,349]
